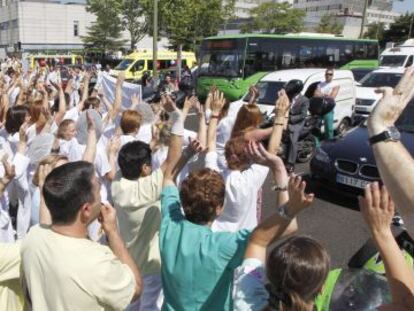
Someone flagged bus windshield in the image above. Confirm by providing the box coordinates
[115,59,134,70]
[199,38,246,78]
[380,55,407,67]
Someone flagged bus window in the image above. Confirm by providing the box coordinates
[63,58,72,65]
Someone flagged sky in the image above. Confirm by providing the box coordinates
[393,1,414,13]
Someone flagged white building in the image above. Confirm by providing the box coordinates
[0,0,167,56]
[222,0,294,34]
[292,0,399,38]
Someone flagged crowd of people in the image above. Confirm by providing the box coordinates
[0,55,414,311]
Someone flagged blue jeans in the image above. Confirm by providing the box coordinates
[323,110,334,140]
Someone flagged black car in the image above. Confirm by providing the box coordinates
[310,98,414,195]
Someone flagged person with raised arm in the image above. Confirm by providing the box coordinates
[21,161,142,311]
[111,94,184,311]
[359,183,414,311]
[365,67,414,237]
[159,114,305,309]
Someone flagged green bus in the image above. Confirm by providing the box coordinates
[196,34,379,101]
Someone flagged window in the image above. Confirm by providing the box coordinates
[406,55,413,67]
[73,21,79,37]
[131,60,145,72]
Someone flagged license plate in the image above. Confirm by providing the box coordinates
[336,174,370,189]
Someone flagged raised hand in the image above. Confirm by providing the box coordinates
[359,183,395,236]
[108,135,121,155]
[2,159,15,184]
[246,141,284,169]
[248,85,259,105]
[211,89,225,114]
[275,89,291,118]
[186,137,204,156]
[368,67,414,135]
[131,93,140,109]
[287,174,314,216]
[162,95,177,113]
[99,202,118,235]
[38,163,52,189]
[86,110,95,132]
[117,72,126,85]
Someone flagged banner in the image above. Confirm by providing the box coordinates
[100,73,142,110]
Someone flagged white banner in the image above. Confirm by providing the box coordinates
[100,73,142,110]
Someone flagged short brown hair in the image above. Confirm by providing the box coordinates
[225,136,250,171]
[83,97,100,110]
[180,168,225,225]
[57,119,75,139]
[120,110,142,134]
[32,154,69,187]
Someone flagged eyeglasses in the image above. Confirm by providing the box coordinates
[326,73,333,76]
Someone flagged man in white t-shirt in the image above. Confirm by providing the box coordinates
[21,161,142,311]
[314,68,340,139]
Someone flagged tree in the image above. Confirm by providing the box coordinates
[363,22,385,41]
[82,0,126,53]
[382,13,414,44]
[316,15,344,35]
[241,2,305,34]
[121,0,149,51]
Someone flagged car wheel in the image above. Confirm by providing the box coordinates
[337,118,351,136]
[297,136,316,163]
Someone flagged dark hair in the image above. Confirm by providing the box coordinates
[267,236,330,311]
[42,161,96,224]
[5,105,29,134]
[118,141,152,180]
[180,168,225,225]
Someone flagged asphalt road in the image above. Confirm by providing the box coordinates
[186,114,371,268]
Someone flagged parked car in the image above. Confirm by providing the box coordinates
[354,68,404,123]
[350,68,374,83]
[231,68,356,135]
[310,97,414,195]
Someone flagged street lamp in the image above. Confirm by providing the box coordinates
[359,0,369,39]
[152,0,158,78]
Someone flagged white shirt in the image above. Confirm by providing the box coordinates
[317,80,338,97]
[205,151,269,232]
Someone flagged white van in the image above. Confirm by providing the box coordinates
[379,39,414,68]
[354,68,404,121]
[230,68,356,134]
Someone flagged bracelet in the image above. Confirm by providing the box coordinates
[211,114,220,119]
[273,123,284,126]
[271,184,288,192]
[276,203,294,221]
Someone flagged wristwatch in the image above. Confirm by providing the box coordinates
[276,203,294,221]
[369,126,401,145]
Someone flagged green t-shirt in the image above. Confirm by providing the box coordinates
[160,186,251,311]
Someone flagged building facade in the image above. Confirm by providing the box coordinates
[0,0,168,56]
[292,0,399,38]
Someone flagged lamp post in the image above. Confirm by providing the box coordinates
[359,0,369,39]
[153,0,158,78]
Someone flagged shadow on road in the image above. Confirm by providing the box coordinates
[302,174,360,211]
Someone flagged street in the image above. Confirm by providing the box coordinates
[186,114,371,269]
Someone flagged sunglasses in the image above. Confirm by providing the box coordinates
[326,73,333,76]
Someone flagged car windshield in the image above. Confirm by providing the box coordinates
[243,81,286,105]
[351,69,373,82]
[360,72,403,88]
[198,50,244,78]
[380,55,407,67]
[115,59,134,71]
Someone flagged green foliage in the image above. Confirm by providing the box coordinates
[82,0,126,53]
[363,22,385,41]
[160,0,236,48]
[382,13,414,44]
[121,0,149,50]
[241,2,305,34]
[316,15,344,35]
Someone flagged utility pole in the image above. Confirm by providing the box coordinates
[359,0,369,39]
[153,0,158,78]
[409,14,414,39]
